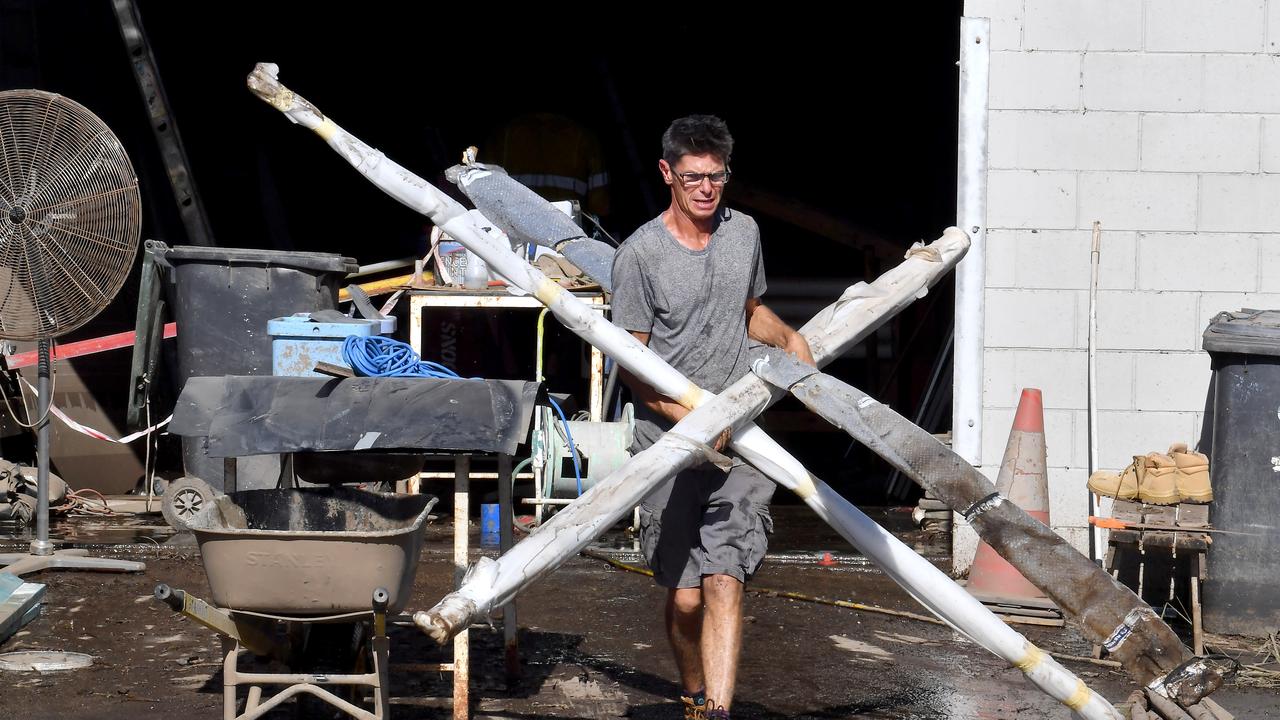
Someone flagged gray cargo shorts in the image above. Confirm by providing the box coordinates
[638,459,775,589]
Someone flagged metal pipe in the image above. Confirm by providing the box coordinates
[235,683,378,720]
[953,16,990,466]
[338,274,415,301]
[452,455,469,720]
[499,454,520,683]
[418,472,535,480]
[1088,221,1104,562]
[372,634,390,718]
[535,308,550,382]
[223,637,237,720]
[32,339,52,556]
[532,308,549,523]
[601,362,619,421]
[226,673,380,686]
[590,336,605,421]
[351,256,416,278]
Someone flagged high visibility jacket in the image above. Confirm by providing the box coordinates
[486,112,609,217]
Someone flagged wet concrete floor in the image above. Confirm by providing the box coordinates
[1,506,1276,719]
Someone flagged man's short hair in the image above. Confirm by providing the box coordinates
[662,115,733,167]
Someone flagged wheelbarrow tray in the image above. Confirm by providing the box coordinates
[189,488,437,614]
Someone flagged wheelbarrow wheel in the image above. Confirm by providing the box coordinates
[161,476,215,530]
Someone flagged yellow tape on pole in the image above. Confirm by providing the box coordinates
[1014,643,1045,672]
[315,117,337,140]
[1063,679,1092,711]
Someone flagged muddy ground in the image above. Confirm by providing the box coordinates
[1,507,1277,719]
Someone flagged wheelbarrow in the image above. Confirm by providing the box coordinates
[155,487,437,720]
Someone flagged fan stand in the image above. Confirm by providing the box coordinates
[0,341,145,576]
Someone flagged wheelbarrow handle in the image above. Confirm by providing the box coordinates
[154,583,185,611]
[372,587,389,636]
[152,583,274,656]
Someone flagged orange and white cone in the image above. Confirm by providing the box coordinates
[967,388,1051,600]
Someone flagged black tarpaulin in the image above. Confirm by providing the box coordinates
[171,376,539,457]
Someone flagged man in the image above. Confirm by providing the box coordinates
[610,115,814,719]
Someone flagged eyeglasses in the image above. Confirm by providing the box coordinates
[671,168,731,187]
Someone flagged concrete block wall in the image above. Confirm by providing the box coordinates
[958,0,1280,571]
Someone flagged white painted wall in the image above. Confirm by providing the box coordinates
[957,0,1280,571]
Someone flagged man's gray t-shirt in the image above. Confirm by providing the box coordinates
[610,208,766,445]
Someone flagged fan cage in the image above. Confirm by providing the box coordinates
[0,89,141,341]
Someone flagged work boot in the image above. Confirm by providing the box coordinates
[681,690,707,720]
[1168,442,1213,503]
[1087,456,1143,500]
[1137,452,1179,505]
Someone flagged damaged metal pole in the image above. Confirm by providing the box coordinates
[748,349,1204,694]
[244,66,1122,717]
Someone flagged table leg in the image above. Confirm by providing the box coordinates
[453,456,469,720]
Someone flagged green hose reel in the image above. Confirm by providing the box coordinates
[537,403,635,498]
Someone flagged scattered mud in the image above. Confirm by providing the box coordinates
[2,507,1276,719]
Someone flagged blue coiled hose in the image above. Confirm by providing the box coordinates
[341,335,464,379]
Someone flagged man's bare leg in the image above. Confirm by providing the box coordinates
[667,587,706,696]
[701,573,744,710]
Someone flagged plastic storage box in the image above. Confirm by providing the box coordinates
[268,314,385,377]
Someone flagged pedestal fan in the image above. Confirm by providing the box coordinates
[0,89,145,575]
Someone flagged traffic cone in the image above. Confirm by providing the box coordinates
[967,388,1050,601]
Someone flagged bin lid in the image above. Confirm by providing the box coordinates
[165,246,357,275]
[1203,309,1280,356]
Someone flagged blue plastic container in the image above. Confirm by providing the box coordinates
[268,314,383,377]
[480,503,501,547]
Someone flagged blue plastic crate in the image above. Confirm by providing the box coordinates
[268,314,383,377]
